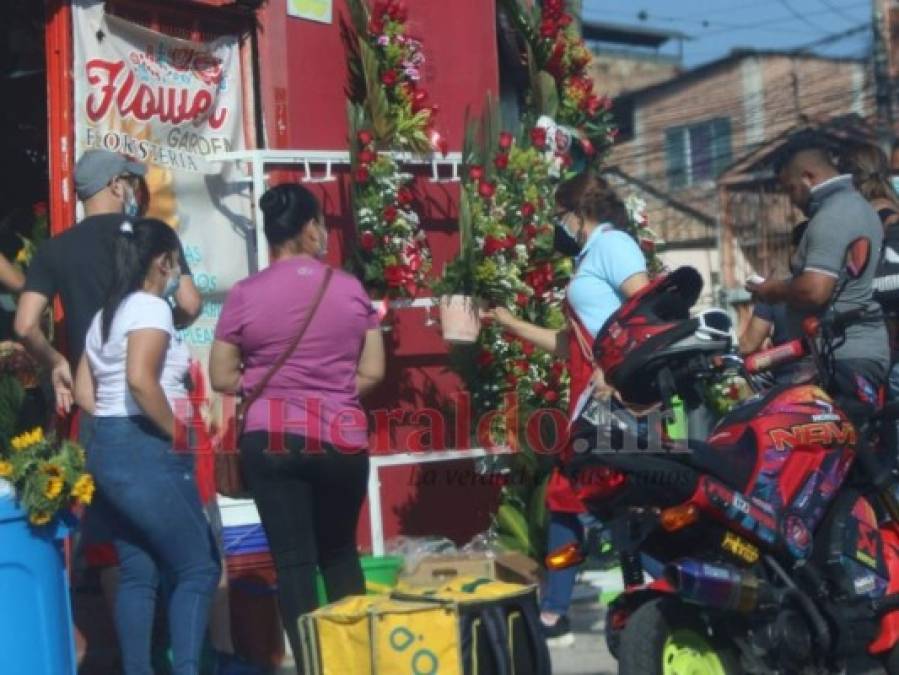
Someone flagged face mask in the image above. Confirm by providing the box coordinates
[123,184,140,218]
[315,224,328,259]
[891,176,899,195]
[163,263,181,299]
[553,216,582,257]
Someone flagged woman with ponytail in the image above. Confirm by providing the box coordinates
[74,218,220,675]
[210,183,385,664]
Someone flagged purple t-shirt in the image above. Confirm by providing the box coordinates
[215,257,378,449]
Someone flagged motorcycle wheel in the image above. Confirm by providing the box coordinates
[617,598,741,675]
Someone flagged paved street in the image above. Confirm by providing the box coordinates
[549,597,617,675]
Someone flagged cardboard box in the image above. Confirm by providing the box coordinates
[398,551,541,587]
[399,554,496,586]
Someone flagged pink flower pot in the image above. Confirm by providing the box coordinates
[439,295,481,343]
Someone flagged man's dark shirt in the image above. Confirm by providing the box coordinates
[23,214,190,365]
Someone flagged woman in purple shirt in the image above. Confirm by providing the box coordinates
[209,184,385,659]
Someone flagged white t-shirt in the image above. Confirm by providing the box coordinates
[85,292,190,418]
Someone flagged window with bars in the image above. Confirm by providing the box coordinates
[665,117,732,190]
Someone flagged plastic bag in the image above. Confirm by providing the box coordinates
[386,536,457,571]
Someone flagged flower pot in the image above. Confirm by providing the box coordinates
[439,295,481,343]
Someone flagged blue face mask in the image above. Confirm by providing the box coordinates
[164,264,181,299]
[123,185,140,218]
[891,176,899,196]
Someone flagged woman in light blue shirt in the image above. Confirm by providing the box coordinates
[491,173,649,645]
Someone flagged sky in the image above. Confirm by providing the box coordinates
[583,0,874,68]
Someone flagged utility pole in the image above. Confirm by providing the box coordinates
[872,0,895,145]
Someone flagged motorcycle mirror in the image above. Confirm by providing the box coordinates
[545,542,585,571]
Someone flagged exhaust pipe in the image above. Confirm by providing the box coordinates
[665,559,776,613]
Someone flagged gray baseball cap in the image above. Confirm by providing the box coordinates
[74,150,147,201]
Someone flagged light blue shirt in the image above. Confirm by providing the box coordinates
[566,224,647,337]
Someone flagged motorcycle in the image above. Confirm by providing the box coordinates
[548,266,899,674]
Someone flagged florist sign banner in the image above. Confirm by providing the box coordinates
[72,5,252,352]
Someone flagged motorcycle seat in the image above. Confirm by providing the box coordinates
[678,429,758,492]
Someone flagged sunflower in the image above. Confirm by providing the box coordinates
[44,476,63,500]
[11,427,44,452]
[0,461,11,478]
[71,474,95,505]
[29,511,51,526]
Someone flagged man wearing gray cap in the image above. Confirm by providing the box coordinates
[14,149,201,415]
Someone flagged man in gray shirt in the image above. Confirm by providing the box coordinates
[748,138,889,412]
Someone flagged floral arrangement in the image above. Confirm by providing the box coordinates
[624,194,665,276]
[499,0,617,165]
[343,0,441,299]
[435,103,573,441]
[344,0,445,154]
[0,427,93,527]
[350,123,432,297]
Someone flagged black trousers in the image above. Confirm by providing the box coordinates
[240,431,369,667]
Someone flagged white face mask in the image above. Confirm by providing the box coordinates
[315,224,328,259]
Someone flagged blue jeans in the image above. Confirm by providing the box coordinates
[541,512,594,615]
[87,416,221,675]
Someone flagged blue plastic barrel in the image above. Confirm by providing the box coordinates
[0,493,77,675]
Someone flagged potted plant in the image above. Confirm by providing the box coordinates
[432,187,482,343]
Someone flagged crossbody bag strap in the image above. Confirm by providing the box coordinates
[240,266,333,413]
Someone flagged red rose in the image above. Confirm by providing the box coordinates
[357,130,374,146]
[360,231,377,252]
[584,95,601,115]
[504,234,518,249]
[494,154,509,170]
[522,342,535,357]
[358,149,376,164]
[544,0,564,16]
[523,224,538,240]
[384,264,405,288]
[506,374,519,388]
[530,127,547,149]
[483,235,506,256]
[381,69,398,87]
[521,202,536,219]
[477,350,494,367]
[397,187,414,205]
[32,202,48,217]
[533,382,547,396]
[388,2,407,22]
[558,13,573,27]
[514,359,529,373]
[498,131,513,151]
[551,362,565,378]
[406,251,422,272]
[468,165,484,181]
[540,18,557,38]
[580,138,596,157]
[544,390,559,404]
[355,166,370,183]
[515,293,529,307]
[383,205,398,222]
[478,181,496,199]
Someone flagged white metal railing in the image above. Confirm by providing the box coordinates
[207,149,462,273]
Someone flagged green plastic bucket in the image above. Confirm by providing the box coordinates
[315,555,404,605]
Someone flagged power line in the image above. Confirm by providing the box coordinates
[815,0,867,24]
